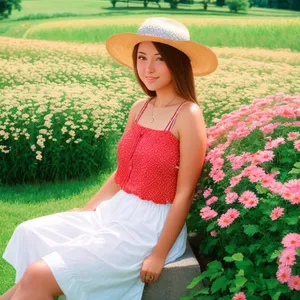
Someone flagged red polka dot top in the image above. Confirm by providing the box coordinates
[114,98,189,204]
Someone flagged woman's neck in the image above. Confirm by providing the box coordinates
[154,87,178,108]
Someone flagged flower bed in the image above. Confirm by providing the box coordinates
[187,93,300,299]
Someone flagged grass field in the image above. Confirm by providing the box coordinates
[0,0,299,296]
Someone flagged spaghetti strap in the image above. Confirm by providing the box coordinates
[164,101,189,131]
[135,98,151,122]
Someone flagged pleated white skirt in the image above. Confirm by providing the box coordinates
[2,189,187,300]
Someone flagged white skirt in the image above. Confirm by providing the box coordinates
[2,189,187,300]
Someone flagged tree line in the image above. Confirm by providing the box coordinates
[0,0,299,20]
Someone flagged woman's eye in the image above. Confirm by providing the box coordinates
[157,57,164,61]
[138,55,146,60]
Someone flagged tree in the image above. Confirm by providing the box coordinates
[0,0,22,20]
[168,0,181,9]
[216,0,226,6]
[225,0,250,12]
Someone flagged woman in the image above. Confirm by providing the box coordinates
[1,17,218,300]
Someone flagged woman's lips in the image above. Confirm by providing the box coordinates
[145,76,158,83]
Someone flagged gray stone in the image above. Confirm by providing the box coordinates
[142,242,202,300]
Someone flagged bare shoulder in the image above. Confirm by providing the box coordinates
[176,101,206,139]
[131,98,148,115]
[124,98,149,133]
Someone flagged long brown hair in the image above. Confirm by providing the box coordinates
[132,42,198,105]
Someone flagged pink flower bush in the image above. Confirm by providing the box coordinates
[189,93,300,299]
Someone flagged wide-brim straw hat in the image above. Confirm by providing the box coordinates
[105,17,218,77]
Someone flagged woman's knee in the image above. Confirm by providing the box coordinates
[20,261,44,290]
[20,261,63,296]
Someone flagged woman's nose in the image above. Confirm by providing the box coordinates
[145,60,155,73]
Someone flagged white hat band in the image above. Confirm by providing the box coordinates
[137,18,190,41]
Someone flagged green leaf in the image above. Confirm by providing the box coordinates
[283,216,299,225]
[235,259,254,272]
[246,282,259,293]
[296,248,300,256]
[271,291,282,300]
[207,260,223,271]
[197,287,210,295]
[224,256,234,262]
[248,243,262,253]
[211,275,228,293]
[234,276,247,287]
[243,224,260,236]
[289,168,300,174]
[186,271,210,289]
[206,221,216,232]
[232,253,244,261]
[265,278,279,290]
[225,244,236,254]
[255,184,269,194]
[294,162,300,168]
[270,250,281,260]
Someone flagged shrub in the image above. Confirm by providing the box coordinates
[0,84,123,185]
[187,93,300,299]
[225,0,250,12]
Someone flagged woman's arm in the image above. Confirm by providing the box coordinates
[83,170,120,211]
[154,103,207,259]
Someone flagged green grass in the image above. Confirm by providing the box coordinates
[0,170,113,294]
[18,20,300,51]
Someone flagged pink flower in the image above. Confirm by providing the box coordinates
[276,265,292,283]
[225,187,232,193]
[225,192,238,204]
[239,191,259,208]
[225,208,240,220]
[288,275,300,291]
[270,207,284,221]
[200,206,218,221]
[278,248,296,266]
[210,230,217,237]
[213,157,224,168]
[206,196,218,206]
[282,233,300,249]
[287,132,300,141]
[230,175,242,187]
[232,292,246,300]
[209,169,225,183]
[217,214,234,228]
[203,187,212,198]
[282,179,300,204]
[294,140,300,152]
[252,150,275,164]
[265,137,285,149]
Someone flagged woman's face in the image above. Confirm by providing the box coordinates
[136,42,173,91]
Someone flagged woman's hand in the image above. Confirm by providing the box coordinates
[67,207,94,212]
[140,252,165,284]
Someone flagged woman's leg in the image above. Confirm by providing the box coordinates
[0,283,19,300]
[11,260,63,300]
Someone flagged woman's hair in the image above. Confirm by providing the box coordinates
[132,42,198,105]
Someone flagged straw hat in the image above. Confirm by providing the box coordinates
[105,17,218,77]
